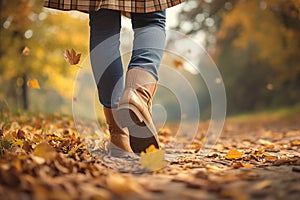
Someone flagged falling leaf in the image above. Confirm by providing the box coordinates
[33,142,57,160]
[173,59,184,68]
[64,49,81,65]
[22,46,30,56]
[225,149,243,160]
[27,79,40,89]
[140,145,167,171]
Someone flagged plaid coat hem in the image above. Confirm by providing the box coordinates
[44,0,186,13]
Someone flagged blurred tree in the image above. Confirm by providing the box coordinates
[0,0,89,112]
[177,0,300,114]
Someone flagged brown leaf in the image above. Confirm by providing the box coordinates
[232,161,253,169]
[64,49,81,65]
[291,140,300,146]
[16,129,26,139]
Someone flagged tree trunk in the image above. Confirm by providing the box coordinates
[22,74,28,110]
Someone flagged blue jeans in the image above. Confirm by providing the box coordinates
[89,9,166,108]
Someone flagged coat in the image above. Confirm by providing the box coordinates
[43,0,186,13]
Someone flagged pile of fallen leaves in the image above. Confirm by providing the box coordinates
[1,111,300,200]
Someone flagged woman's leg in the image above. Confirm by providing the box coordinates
[89,9,123,108]
[129,10,166,79]
[116,10,166,153]
[89,9,133,156]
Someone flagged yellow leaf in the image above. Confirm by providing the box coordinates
[33,143,57,160]
[4,132,15,142]
[12,139,23,149]
[140,145,167,171]
[69,143,84,154]
[144,144,158,153]
[64,49,81,65]
[27,79,40,89]
[225,149,243,160]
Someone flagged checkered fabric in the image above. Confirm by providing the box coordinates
[43,0,186,13]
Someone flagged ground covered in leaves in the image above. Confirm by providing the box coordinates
[0,110,300,200]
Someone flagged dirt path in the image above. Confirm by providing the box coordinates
[0,113,299,200]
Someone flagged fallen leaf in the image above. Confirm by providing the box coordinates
[263,152,278,160]
[232,162,243,169]
[64,49,81,65]
[291,140,300,146]
[140,145,167,171]
[225,149,243,160]
[33,143,57,160]
[144,144,158,153]
[230,161,249,169]
[12,139,23,149]
[27,79,40,89]
[69,142,84,154]
[241,162,253,168]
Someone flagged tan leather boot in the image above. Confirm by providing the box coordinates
[103,107,133,157]
[115,68,159,153]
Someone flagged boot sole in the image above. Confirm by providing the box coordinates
[115,104,159,153]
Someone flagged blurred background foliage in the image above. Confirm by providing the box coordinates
[0,0,299,119]
[176,0,300,114]
[0,0,89,114]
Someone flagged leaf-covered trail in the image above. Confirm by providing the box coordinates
[0,112,300,200]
